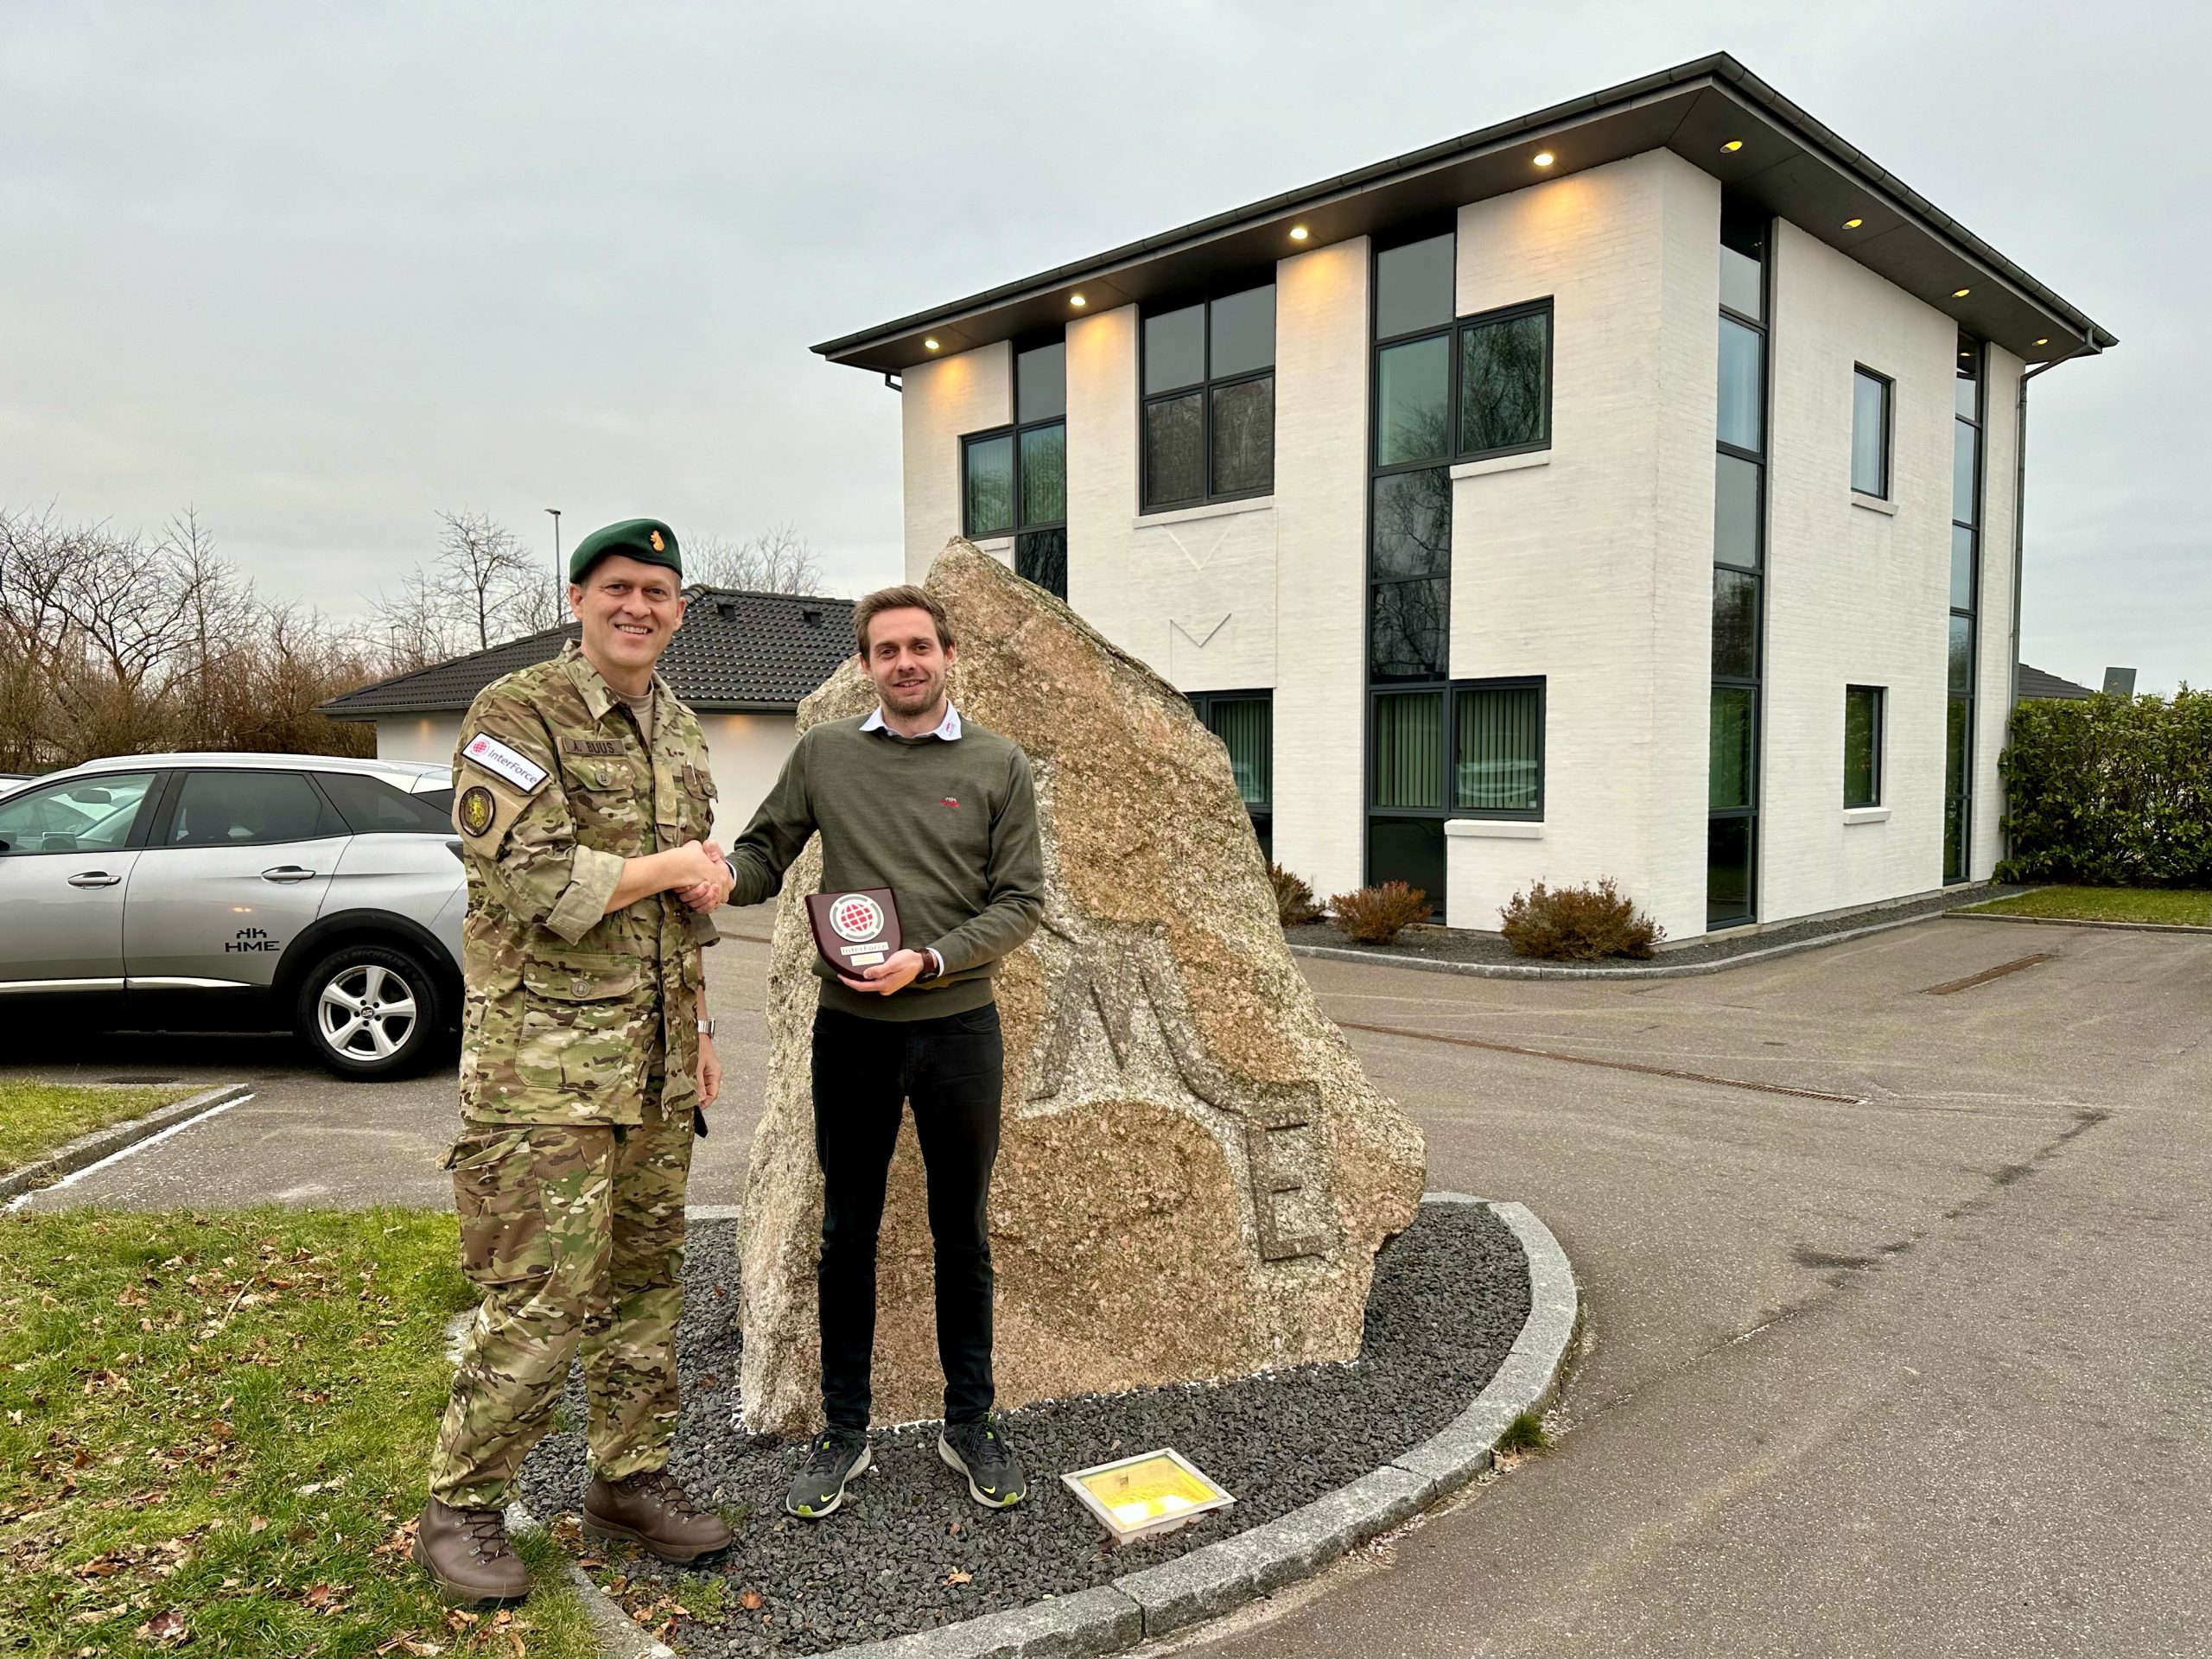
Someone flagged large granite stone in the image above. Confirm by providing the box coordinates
[737,540,1426,1433]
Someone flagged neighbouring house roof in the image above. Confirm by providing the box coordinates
[816,52,2113,378]
[320,588,856,720]
[2017,663,2097,702]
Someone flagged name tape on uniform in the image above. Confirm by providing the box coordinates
[463,732,550,793]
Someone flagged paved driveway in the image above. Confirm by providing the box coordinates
[6,914,779,1211]
[6,914,2206,1654]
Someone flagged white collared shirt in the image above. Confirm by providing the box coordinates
[852,699,959,980]
[860,702,963,741]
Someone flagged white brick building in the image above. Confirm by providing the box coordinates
[816,54,2111,941]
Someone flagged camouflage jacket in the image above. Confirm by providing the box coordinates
[449,641,717,1127]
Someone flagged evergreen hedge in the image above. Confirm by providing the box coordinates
[1998,689,2212,886]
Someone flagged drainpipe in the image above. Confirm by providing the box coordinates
[2004,329,2102,861]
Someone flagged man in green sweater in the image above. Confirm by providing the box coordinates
[724,584,1044,1519]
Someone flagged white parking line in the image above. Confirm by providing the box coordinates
[5,1093,255,1212]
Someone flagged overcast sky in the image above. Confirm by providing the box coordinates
[3,2,2204,693]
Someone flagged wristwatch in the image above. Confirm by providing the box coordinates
[696,1018,715,1036]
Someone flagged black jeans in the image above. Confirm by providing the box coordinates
[810,1001,1003,1429]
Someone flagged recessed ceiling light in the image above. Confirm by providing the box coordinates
[1288,225,1310,241]
[1070,293,1088,308]
[1953,287,1971,298]
[2035,337,2050,346]
[1843,217,1864,229]
[924,337,941,351]
[1532,150,1555,168]
[1721,139,1744,153]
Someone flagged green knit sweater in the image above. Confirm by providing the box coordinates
[726,712,1045,1020]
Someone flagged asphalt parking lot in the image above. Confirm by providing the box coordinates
[5,912,2207,1656]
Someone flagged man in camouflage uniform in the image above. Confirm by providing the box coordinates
[416,518,737,1605]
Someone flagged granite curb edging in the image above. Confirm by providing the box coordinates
[821,1193,1578,1659]
[1287,903,1952,981]
[0,1081,252,1204]
[1947,909,2212,937]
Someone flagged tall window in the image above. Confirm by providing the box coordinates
[1845,686,1884,809]
[1363,227,1560,908]
[1947,335,1982,881]
[1709,200,1769,929]
[961,338,1067,598]
[1852,365,1891,498]
[1189,690,1273,857]
[1141,286,1275,510]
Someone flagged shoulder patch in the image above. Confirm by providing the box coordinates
[561,737,627,757]
[462,732,550,792]
[457,785,497,837]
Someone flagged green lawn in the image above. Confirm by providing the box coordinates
[0,1207,598,1658]
[1963,886,2212,926]
[0,1081,196,1177]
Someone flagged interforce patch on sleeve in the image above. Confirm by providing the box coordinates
[462,732,550,792]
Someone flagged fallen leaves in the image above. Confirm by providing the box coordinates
[133,1610,189,1648]
[943,1567,973,1586]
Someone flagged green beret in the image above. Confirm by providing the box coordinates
[569,518,681,584]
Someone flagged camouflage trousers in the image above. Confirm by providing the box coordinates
[427,1101,694,1510]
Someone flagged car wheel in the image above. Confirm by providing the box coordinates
[296,943,445,1080]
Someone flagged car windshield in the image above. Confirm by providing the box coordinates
[0,772,158,855]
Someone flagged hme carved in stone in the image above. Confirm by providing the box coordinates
[1023,913,1333,1262]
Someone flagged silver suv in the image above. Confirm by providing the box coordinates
[0,753,464,1079]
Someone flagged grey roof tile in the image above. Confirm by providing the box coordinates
[320,588,855,717]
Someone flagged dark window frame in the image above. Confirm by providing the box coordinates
[1844,684,1885,809]
[1138,284,1277,513]
[1851,364,1894,499]
[1372,295,1556,470]
[1709,200,1772,930]
[1187,688,1274,855]
[1366,674,1548,829]
[960,335,1069,597]
[1946,335,1985,883]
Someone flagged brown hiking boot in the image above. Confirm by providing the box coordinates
[582,1469,732,1563]
[414,1497,530,1605]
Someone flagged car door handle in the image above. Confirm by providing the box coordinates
[260,866,321,884]
[67,870,122,889]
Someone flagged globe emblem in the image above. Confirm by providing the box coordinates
[830,893,884,942]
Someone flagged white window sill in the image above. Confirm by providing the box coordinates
[973,536,1014,557]
[1452,450,1551,481]
[1446,818,1542,839]
[1843,805,1891,824]
[1850,492,1897,517]
[1134,495,1274,530]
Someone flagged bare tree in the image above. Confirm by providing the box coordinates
[373,563,468,673]
[431,508,543,651]
[684,523,823,594]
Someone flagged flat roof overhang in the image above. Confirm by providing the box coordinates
[814,53,2114,378]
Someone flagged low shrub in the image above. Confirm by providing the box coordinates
[1499,878,1663,960]
[1328,881,1431,944]
[1269,862,1324,926]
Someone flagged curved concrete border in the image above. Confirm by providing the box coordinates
[1289,905,1956,982]
[1948,909,2210,937]
[829,1193,1578,1659]
[0,1082,251,1205]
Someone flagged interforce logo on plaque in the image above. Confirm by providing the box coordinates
[805,888,903,973]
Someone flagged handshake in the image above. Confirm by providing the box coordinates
[666,838,736,915]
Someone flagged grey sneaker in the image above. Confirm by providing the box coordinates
[938,1415,1027,1509]
[785,1427,870,1519]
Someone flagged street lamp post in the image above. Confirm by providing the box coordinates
[545,508,563,607]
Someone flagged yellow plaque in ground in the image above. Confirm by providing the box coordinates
[1061,1448,1235,1543]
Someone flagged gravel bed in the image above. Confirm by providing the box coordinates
[1287,881,2010,971]
[518,1203,1529,1655]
